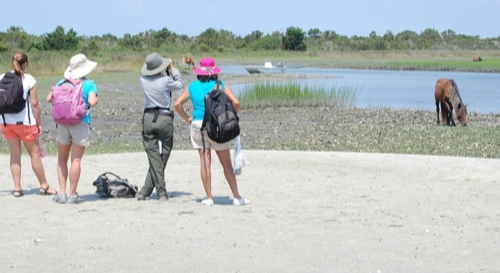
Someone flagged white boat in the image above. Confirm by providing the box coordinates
[244,61,286,74]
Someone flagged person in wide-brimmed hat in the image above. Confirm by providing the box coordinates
[174,57,250,207]
[64,53,97,80]
[47,53,99,204]
[136,52,184,201]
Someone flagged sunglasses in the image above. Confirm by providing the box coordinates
[198,75,218,82]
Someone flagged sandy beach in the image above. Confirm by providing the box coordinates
[1,150,499,272]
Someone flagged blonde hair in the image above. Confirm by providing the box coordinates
[12,51,28,76]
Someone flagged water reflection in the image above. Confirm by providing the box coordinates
[220,66,500,114]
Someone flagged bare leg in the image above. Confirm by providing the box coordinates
[215,149,241,199]
[68,144,86,196]
[23,139,54,192]
[198,148,213,199]
[56,143,71,194]
[7,138,22,192]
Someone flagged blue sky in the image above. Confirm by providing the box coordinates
[2,0,499,38]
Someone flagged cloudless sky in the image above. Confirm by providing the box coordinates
[2,0,499,38]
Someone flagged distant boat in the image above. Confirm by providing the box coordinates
[244,61,286,74]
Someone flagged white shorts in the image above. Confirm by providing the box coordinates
[190,121,231,151]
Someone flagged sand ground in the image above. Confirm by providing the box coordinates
[1,150,499,273]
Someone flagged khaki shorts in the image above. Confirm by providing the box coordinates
[190,121,230,151]
[57,122,91,147]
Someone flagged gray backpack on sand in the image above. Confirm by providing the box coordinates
[92,172,138,198]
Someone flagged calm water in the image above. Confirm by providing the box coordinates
[221,66,500,114]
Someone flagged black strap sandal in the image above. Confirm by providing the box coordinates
[13,190,24,198]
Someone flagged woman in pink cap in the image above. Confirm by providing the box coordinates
[174,57,249,206]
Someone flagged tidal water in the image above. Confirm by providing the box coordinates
[221,66,500,114]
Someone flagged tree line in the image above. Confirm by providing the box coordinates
[1,25,499,54]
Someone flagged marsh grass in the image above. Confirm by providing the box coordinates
[239,81,360,108]
[384,58,500,72]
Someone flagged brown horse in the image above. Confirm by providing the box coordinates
[182,56,196,69]
[434,78,468,126]
[473,56,482,62]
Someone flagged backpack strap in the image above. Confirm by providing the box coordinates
[26,89,31,126]
[101,171,127,182]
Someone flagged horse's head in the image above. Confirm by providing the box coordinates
[456,102,468,126]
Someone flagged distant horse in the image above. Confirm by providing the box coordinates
[473,56,482,62]
[182,56,196,69]
[434,78,468,126]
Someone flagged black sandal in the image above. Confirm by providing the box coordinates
[13,190,24,198]
[39,186,56,195]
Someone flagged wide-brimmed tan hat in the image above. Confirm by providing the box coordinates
[64,53,97,79]
[141,53,171,76]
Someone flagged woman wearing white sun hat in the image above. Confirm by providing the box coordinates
[46,53,98,204]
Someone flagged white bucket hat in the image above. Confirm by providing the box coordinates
[64,53,97,79]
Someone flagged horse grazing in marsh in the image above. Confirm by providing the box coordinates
[434,78,468,126]
[473,56,482,62]
[182,56,195,69]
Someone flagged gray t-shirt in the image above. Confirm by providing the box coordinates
[140,69,184,110]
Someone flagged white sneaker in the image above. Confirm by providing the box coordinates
[232,197,250,206]
[201,198,214,206]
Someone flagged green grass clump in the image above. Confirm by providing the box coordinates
[239,81,360,108]
[384,58,500,72]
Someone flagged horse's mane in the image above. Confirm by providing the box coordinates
[449,79,466,112]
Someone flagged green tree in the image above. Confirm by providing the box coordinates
[119,33,143,51]
[42,26,80,50]
[282,27,307,51]
[307,28,321,38]
[244,30,264,45]
[218,29,239,48]
[149,28,177,49]
[252,34,281,50]
[418,28,442,49]
[197,28,220,49]
[0,26,37,50]
[394,30,418,50]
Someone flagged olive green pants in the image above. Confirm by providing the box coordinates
[140,112,173,198]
